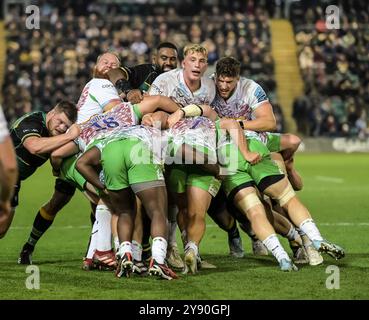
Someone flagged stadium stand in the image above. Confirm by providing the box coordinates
[2,0,282,129]
[2,0,368,138]
[291,0,369,138]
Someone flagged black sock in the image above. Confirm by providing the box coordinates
[228,222,240,240]
[23,211,54,251]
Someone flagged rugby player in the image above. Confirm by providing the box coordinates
[1,101,78,239]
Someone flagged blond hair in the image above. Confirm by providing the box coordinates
[95,52,121,65]
[183,44,208,59]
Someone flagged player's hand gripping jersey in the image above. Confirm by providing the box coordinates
[77,102,163,162]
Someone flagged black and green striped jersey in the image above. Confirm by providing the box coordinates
[10,111,50,180]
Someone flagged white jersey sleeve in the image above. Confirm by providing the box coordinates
[148,70,175,97]
[0,106,9,143]
[77,78,120,124]
[244,79,269,110]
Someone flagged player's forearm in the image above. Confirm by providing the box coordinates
[0,165,15,202]
[241,116,276,132]
[181,104,217,120]
[76,160,104,191]
[26,134,76,155]
[157,96,180,113]
[139,96,179,116]
[221,119,251,160]
[199,104,218,121]
[0,138,18,201]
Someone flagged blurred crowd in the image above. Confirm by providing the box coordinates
[2,0,280,129]
[292,0,369,139]
[3,0,368,139]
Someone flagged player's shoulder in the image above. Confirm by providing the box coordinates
[88,78,115,89]
[202,74,216,87]
[21,111,44,123]
[239,77,259,91]
[154,68,179,83]
[12,111,45,134]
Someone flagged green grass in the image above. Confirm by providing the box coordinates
[1,153,369,299]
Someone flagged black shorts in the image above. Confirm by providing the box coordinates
[54,178,76,196]
[208,189,250,225]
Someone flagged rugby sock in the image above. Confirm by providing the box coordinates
[286,226,300,242]
[113,236,120,252]
[296,227,312,247]
[262,234,289,263]
[142,242,152,261]
[95,204,112,252]
[132,240,143,261]
[23,208,55,251]
[85,220,98,259]
[227,221,240,240]
[181,230,188,247]
[296,227,306,236]
[239,221,258,241]
[118,241,132,257]
[185,241,198,257]
[152,237,167,264]
[168,205,178,246]
[299,219,323,243]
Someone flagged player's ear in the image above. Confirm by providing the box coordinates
[181,60,185,69]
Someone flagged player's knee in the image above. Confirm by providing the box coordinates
[236,192,262,215]
[272,183,296,207]
[283,134,301,151]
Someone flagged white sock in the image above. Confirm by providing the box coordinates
[299,219,323,243]
[262,234,289,263]
[95,204,112,252]
[286,226,299,242]
[132,240,143,261]
[113,236,120,252]
[86,220,98,259]
[185,241,198,257]
[152,237,167,264]
[296,227,305,236]
[118,241,132,257]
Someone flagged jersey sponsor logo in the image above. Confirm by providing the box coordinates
[102,84,114,88]
[151,83,163,95]
[22,128,39,133]
[254,86,267,103]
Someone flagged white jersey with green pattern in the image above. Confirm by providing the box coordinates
[165,116,221,163]
[76,78,120,124]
